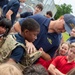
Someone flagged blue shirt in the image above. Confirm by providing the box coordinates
[67,37,75,44]
[10,33,26,63]
[3,0,20,25]
[19,14,61,58]
[0,0,8,8]
[20,12,33,18]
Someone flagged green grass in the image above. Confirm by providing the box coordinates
[62,32,70,42]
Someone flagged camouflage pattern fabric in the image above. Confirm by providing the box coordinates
[0,34,42,67]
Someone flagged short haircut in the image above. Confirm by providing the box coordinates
[46,11,53,17]
[36,4,43,11]
[23,64,49,75]
[0,18,12,28]
[0,18,12,36]
[21,18,40,32]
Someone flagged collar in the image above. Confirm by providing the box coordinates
[43,18,51,27]
[15,33,25,44]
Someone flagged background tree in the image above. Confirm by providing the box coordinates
[54,3,73,19]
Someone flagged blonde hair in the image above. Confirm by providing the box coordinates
[70,42,75,48]
[0,63,23,75]
[67,68,75,75]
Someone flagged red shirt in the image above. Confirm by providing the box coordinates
[51,56,75,74]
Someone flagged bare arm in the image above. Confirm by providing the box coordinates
[6,10,13,20]
[7,58,16,64]
[48,64,66,75]
[13,21,21,33]
[40,49,51,60]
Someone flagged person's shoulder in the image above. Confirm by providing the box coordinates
[55,56,65,59]
[9,0,20,4]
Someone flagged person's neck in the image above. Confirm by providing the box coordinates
[48,20,55,33]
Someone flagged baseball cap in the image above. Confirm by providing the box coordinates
[64,14,75,34]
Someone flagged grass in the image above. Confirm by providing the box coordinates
[62,32,70,42]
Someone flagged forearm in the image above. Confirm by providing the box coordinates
[41,51,51,60]
[48,64,56,75]
[48,64,65,75]
[55,68,65,75]
[6,10,13,20]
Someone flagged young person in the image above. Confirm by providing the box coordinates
[0,18,12,37]
[16,3,43,18]
[13,14,75,60]
[0,18,40,67]
[67,27,75,43]
[45,11,53,18]
[54,42,70,57]
[48,43,75,75]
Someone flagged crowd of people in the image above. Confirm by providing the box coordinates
[0,0,75,75]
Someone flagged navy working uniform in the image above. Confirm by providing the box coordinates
[3,0,20,25]
[20,12,33,18]
[0,0,8,8]
[10,33,25,63]
[67,37,75,44]
[19,14,61,58]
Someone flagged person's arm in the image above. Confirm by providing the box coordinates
[25,40,37,54]
[39,48,51,60]
[48,64,66,75]
[6,10,13,20]
[16,13,20,18]
[7,46,25,63]
[13,21,21,33]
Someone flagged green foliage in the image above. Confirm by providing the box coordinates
[62,32,70,42]
[54,3,73,19]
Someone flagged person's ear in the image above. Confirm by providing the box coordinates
[24,29,29,35]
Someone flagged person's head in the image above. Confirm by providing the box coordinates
[19,0,26,3]
[45,11,53,18]
[0,63,23,75]
[59,42,70,56]
[67,43,75,61]
[50,14,75,34]
[33,4,43,14]
[21,18,40,42]
[23,64,49,75]
[70,27,75,37]
[67,68,75,75]
[0,18,12,37]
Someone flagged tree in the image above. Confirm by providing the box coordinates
[54,3,73,19]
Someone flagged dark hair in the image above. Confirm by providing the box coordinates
[23,64,49,75]
[36,4,43,11]
[46,11,53,17]
[0,18,12,37]
[21,18,40,32]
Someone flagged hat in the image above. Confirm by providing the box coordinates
[64,14,75,34]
